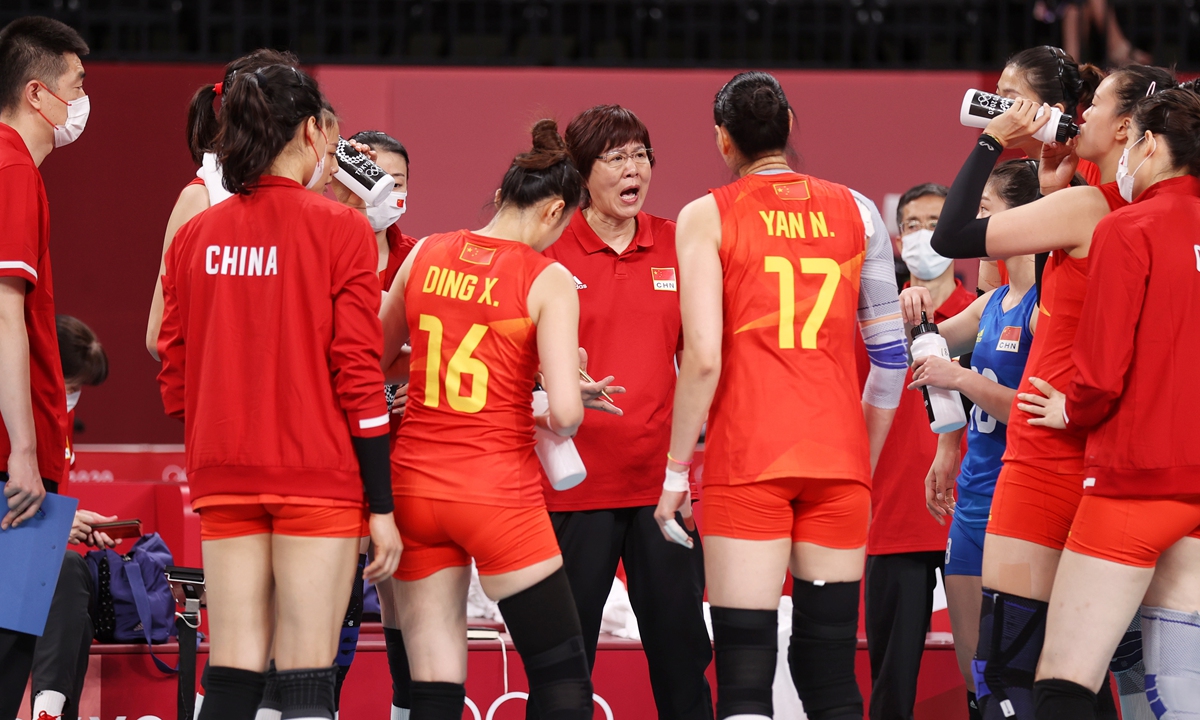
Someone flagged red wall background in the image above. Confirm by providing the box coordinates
[44,63,992,443]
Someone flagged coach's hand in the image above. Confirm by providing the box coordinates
[579,348,625,416]
[3,450,45,530]
[365,512,403,583]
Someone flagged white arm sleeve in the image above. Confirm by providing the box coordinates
[852,190,907,410]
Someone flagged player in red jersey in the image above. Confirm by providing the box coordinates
[654,72,908,720]
[158,64,401,720]
[379,120,594,719]
[1014,87,1200,719]
[930,64,1177,720]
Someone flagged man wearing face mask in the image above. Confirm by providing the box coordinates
[860,183,975,720]
[0,16,91,716]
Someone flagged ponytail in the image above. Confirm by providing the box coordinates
[186,84,219,165]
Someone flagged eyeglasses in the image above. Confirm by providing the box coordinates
[596,147,653,170]
[901,218,938,233]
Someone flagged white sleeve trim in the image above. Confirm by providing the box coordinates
[358,414,390,430]
[0,260,37,280]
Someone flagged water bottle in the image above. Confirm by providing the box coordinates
[334,138,395,207]
[960,89,1079,144]
[532,390,587,491]
[910,312,968,433]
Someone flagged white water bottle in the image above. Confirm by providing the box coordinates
[910,312,968,433]
[960,89,1079,144]
[532,390,587,491]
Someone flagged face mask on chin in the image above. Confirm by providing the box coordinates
[66,389,81,412]
[1116,135,1153,203]
[305,127,328,191]
[900,229,953,281]
[365,191,407,232]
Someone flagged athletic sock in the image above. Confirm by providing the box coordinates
[390,707,411,720]
[409,681,465,720]
[197,666,266,720]
[1033,678,1097,719]
[967,690,982,720]
[711,606,776,720]
[32,690,67,718]
[383,626,412,711]
[276,666,337,720]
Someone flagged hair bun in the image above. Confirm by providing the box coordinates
[516,119,569,170]
[749,86,782,122]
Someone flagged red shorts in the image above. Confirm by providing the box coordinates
[986,462,1084,550]
[1066,495,1200,568]
[701,477,869,548]
[197,495,367,541]
[393,496,561,582]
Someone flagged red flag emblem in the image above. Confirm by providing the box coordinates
[651,267,677,291]
[997,325,1021,353]
[773,181,811,201]
[460,242,496,266]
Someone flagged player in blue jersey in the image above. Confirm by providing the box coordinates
[900,159,1047,720]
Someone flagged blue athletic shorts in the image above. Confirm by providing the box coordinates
[945,515,986,577]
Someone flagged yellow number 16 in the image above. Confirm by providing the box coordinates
[419,314,490,413]
[763,256,840,349]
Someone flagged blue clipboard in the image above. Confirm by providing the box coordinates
[0,482,78,636]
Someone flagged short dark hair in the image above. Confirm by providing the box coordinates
[0,17,89,114]
[1109,64,1179,120]
[1133,86,1200,176]
[564,105,653,181]
[349,130,409,173]
[187,49,300,165]
[713,71,792,161]
[895,183,949,229]
[986,160,1041,210]
[497,119,585,213]
[57,315,107,387]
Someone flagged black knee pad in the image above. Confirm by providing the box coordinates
[788,579,862,720]
[383,626,412,708]
[409,681,465,720]
[197,666,265,720]
[498,569,592,719]
[1033,678,1097,719]
[260,661,281,711]
[710,606,776,720]
[975,589,1047,720]
[276,666,337,720]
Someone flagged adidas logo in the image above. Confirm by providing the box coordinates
[573,275,587,289]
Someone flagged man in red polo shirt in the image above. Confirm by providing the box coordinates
[530,105,713,720]
[0,15,90,717]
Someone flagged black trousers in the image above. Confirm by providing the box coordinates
[31,551,95,719]
[864,551,943,720]
[526,505,713,720]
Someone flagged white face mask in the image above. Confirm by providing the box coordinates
[901,229,953,281]
[38,88,89,148]
[305,128,328,191]
[365,191,407,232]
[66,389,81,412]
[1116,136,1152,203]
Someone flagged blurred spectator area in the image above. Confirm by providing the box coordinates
[2,0,1196,69]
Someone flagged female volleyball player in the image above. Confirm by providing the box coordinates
[902,159,1044,718]
[157,64,401,720]
[654,71,908,720]
[378,120,594,718]
[930,64,1176,719]
[1015,86,1200,719]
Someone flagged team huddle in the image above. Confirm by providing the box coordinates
[1,12,1199,720]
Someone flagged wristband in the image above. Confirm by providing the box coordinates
[663,467,689,493]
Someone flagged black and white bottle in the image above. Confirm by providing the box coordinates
[960,89,1079,144]
[335,138,395,207]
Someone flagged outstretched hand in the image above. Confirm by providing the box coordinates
[579,348,625,415]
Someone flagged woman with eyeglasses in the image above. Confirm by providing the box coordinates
[525,104,714,720]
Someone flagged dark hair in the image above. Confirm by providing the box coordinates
[186,49,300,166]
[713,71,791,160]
[986,160,1041,209]
[0,17,88,114]
[497,119,584,212]
[1132,86,1200,176]
[57,315,107,387]
[1006,46,1103,116]
[216,64,331,195]
[1108,64,1178,119]
[349,130,409,174]
[895,183,949,229]
[564,105,654,180]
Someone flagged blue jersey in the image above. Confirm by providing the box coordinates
[954,285,1038,528]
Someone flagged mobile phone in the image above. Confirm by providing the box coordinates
[90,519,143,539]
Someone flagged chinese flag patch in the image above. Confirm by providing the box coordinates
[651,267,677,291]
[997,326,1022,353]
[460,242,496,266]
[773,181,811,201]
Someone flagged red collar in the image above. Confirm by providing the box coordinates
[1134,175,1200,204]
[0,122,34,163]
[571,210,656,256]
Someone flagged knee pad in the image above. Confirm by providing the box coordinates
[973,589,1046,720]
[788,579,862,720]
[275,666,337,720]
[710,606,776,720]
[409,681,465,720]
[336,555,367,670]
[197,666,266,720]
[967,690,982,720]
[1109,610,1158,720]
[1033,678,1097,719]
[383,626,412,709]
[498,569,592,719]
[1141,605,1200,719]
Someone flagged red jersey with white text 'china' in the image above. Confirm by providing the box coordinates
[0,123,67,484]
[1066,176,1200,496]
[158,175,388,505]
[394,231,557,507]
[1002,182,1126,474]
[704,172,870,487]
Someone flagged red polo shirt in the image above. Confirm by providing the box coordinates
[0,123,67,486]
[541,210,683,511]
[859,279,974,555]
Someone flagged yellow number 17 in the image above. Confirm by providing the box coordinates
[764,256,840,349]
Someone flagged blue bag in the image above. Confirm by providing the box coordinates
[86,532,178,673]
